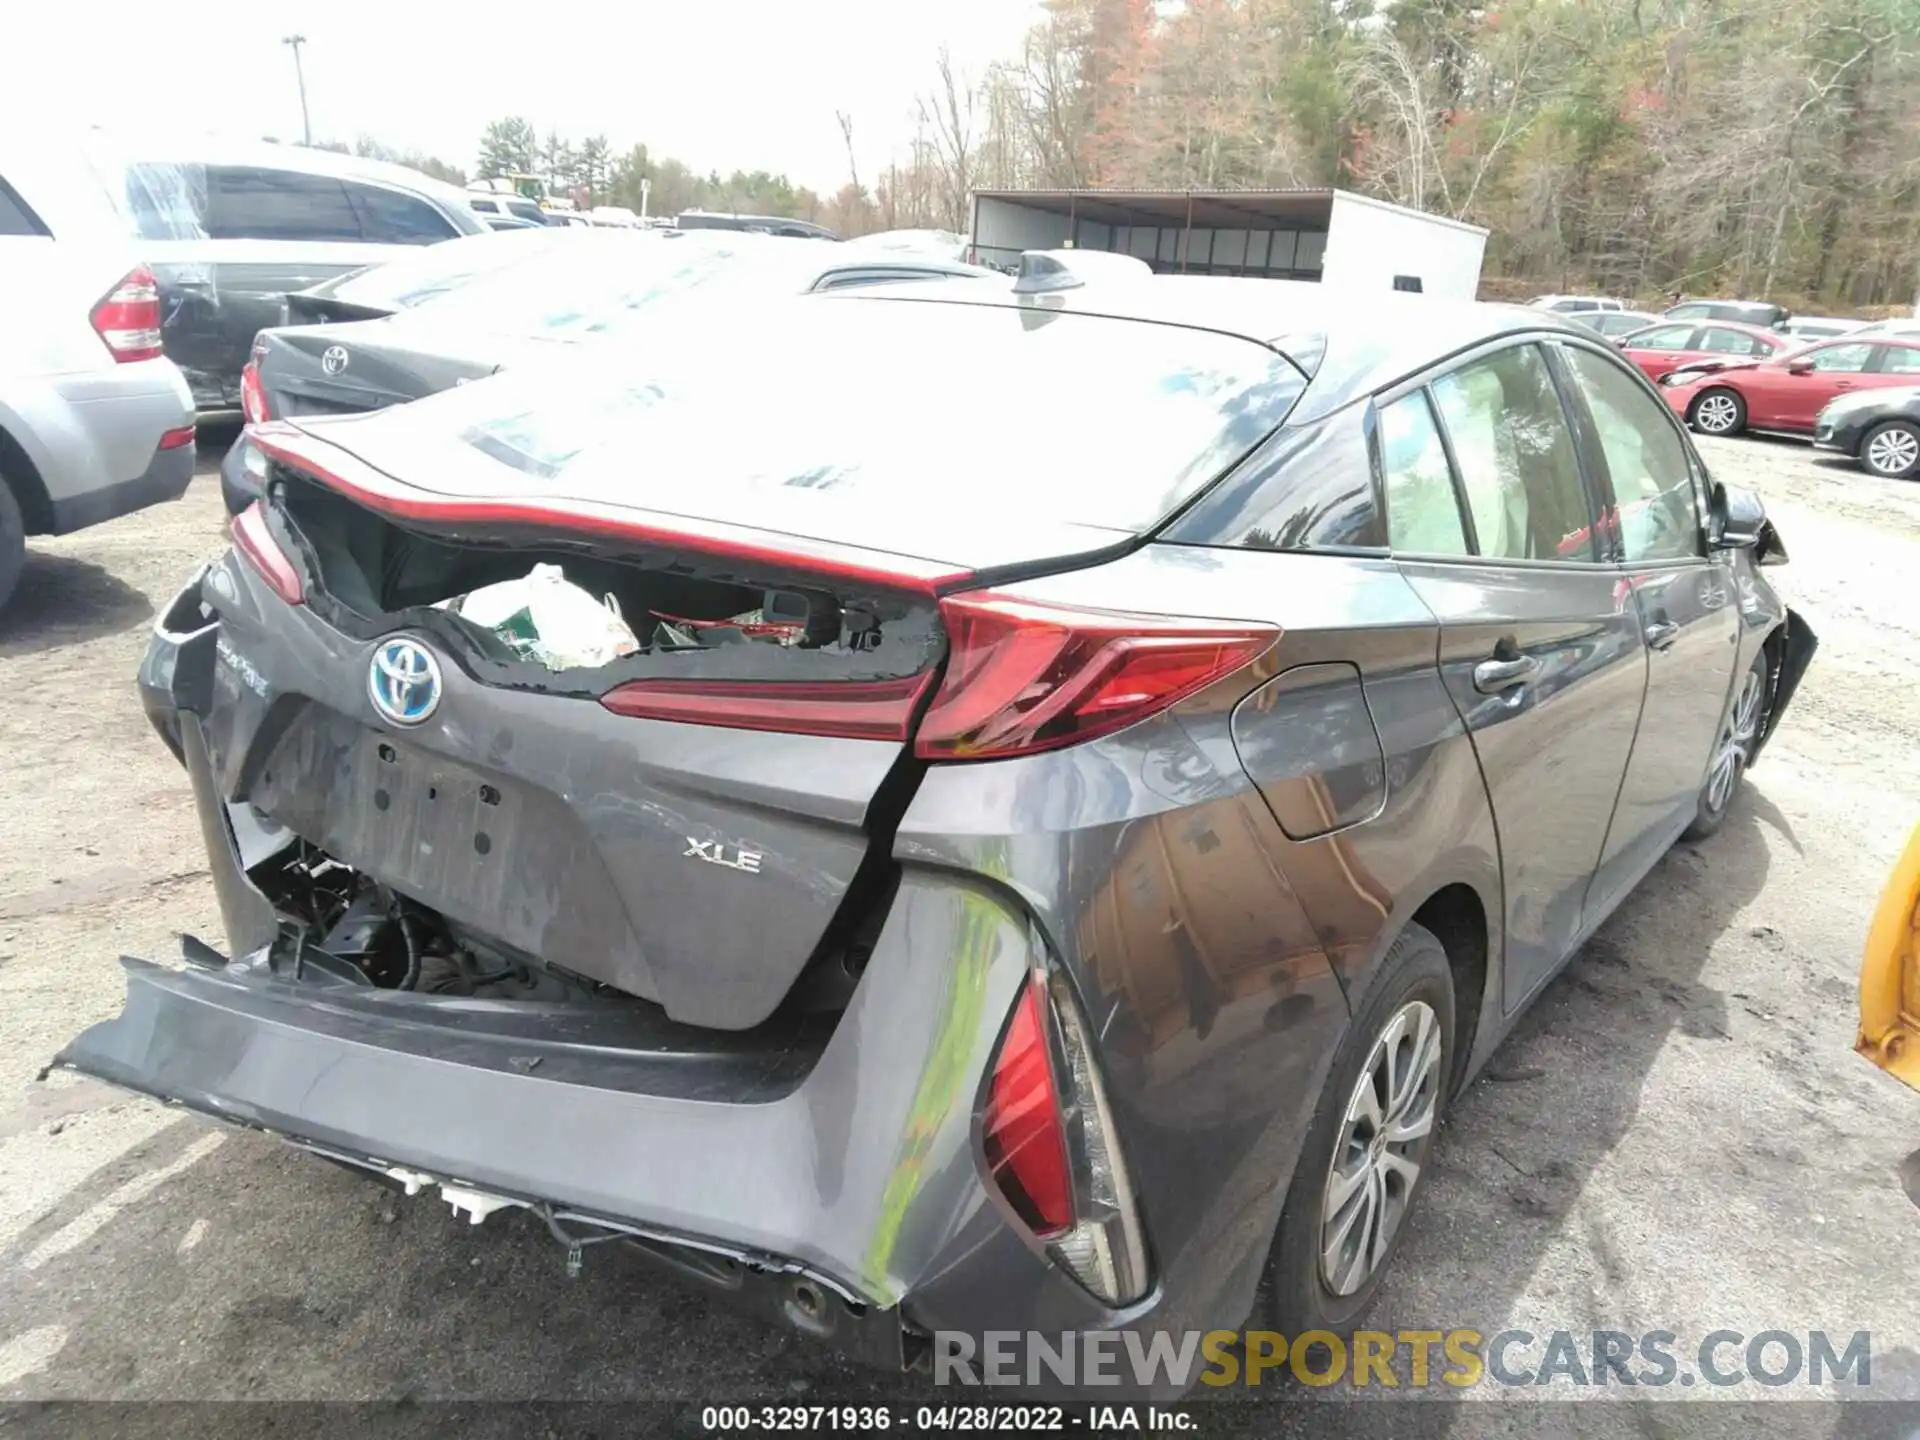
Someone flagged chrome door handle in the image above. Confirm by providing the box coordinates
[1645,620,1680,651]
[1473,655,1538,693]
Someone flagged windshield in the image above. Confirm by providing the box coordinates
[430,296,1306,535]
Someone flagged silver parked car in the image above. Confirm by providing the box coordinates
[62,269,1815,1384]
[0,145,195,611]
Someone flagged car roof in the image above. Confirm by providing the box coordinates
[851,274,1587,418]
[102,137,478,210]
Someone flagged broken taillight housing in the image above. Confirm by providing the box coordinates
[981,965,1150,1306]
[917,593,1276,761]
[239,346,270,425]
[231,501,304,606]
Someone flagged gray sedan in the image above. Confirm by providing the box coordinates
[63,269,1815,1389]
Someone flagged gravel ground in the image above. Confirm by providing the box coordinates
[0,427,1917,1433]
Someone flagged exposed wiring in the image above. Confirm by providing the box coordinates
[395,909,422,991]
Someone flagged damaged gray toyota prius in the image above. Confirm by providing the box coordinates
[60,268,1815,1383]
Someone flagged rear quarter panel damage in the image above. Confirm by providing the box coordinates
[895,541,1505,1338]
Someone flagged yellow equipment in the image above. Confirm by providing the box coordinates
[1858,821,1920,1092]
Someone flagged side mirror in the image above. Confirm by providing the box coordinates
[1786,357,1815,375]
[1709,482,1788,565]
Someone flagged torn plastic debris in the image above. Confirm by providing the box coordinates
[447,563,640,670]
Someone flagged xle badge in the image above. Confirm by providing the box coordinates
[685,839,763,874]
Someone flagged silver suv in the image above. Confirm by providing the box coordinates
[0,147,195,612]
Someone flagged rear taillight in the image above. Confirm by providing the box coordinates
[157,425,195,451]
[239,351,270,425]
[916,594,1276,761]
[983,977,1074,1237]
[90,266,164,363]
[599,673,933,741]
[982,969,1150,1305]
[231,501,304,605]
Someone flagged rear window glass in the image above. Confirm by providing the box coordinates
[322,229,567,311]
[444,299,1305,534]
[407,232,831,338]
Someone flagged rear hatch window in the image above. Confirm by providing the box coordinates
[356,295,1308,542]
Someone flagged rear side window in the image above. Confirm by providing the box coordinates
[1632,326,1695,351]
[1164,400,1384,552]
[346,183,457,244]
[1562,348,1700,563]
[1699,327,1765,357]
[0,178,48,237]
[204,166,361,241]
[1379,392,1467,555]
[1430,344,1595,562]
[1878,345,1920,375]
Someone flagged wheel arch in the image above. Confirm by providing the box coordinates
[1406,883,1491,1099]
[0,420,55,536]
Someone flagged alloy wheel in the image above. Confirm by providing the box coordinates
[1706,667,1765,815]
[1319,1000,1441,1297]
[1865,425,1919,477]
[1695,392,1741,434]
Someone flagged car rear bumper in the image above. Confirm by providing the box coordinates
[47,431,195,534]
[61,575,1117,1366]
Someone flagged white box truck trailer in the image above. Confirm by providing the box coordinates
[968,188,1489,301]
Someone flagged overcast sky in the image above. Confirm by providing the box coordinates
[10,0,1041,191]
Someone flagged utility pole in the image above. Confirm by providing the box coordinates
[282,35,311,145]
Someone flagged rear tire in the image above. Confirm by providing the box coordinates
[1859,420,1920,480]
[1265,922,1454,1333]
[1685,649,1771,841]
[1690,387,1747,437]
[0,481,24,614]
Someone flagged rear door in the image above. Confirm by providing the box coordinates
[1557,341,1739,906]
[1390,340,1648,1010]
[1624,324,1703,382]
[1868,341,1920,390]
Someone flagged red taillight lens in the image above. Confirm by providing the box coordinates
[157,424,195,451]
[239,359,269,425]
[231,501,304,606]
[599,673,933,741]
[90,265,164,363]
[916,594,1276,761]
[983,977,1073,1238]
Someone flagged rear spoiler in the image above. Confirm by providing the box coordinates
[282,292,398,328]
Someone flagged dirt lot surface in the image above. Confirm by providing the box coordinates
[1,427,1917,1434]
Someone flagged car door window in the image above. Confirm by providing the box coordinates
[1666,305,1710,321]
[1875,345,1920,375]
[1430,344,1596,562]
[0,177,47,237]
[1563,348,1700,563]
[1807,343,1873,373]
[204,166,361,241]
[1632,325,1697,351]
[346,183,457,244]
[1699,327,1764,357]
[1380,391,1469,555]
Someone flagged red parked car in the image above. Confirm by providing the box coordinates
[1662,336,1920,438]
[1616,319,1790,384]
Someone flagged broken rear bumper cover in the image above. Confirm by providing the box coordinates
[58,579,1125,1365]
